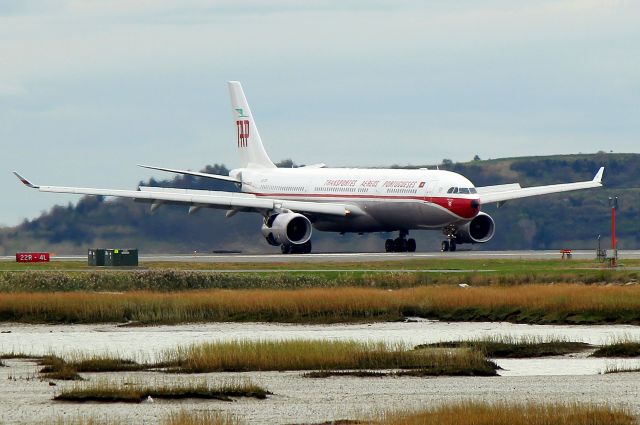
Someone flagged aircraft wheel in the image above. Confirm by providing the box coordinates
[441,240,449,252]
[385,239,395,252]
[281,244,291,254]
[407,238,416,253]
[302,240,312,254]
[449,241,457,252]
[394,238,407,252]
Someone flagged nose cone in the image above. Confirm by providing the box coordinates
[461,198,481,219]
[442,197,480,219]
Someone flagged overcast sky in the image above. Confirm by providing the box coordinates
[1,0,639,226]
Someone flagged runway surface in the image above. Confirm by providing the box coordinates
[3,249,638,263]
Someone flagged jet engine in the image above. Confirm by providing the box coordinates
[455,212,495,244]
[261,212,312,246]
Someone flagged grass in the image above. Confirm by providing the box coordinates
[374,401,635,425]
[53,379,269,403]
[163,411,245,425]
[3,257,640,272]
[1,284,640,324]
[417,336,592,358]
[160,339,498,375]
[303,368,495,378]
[37,354,148,380]
[592,341,640,357]
[50,411,244,425]
[1,258,640,292]
[2,339,497,377]
[603,364,640,374]
[46,401,636,425]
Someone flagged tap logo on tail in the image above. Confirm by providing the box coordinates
[236,120,249,147]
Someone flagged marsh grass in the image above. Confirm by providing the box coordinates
[303,367,497,378]
[2,284,640,325]
[417,336,592,358]
[51,418,119,425]
[37,353,148,380]
[163,410,245,425]
[592,340,640,357]
[0,352,41,359]
[603,363,640,374]
[374,401,635,425]
[1,263,640,293]
[53,378,269,403]
[160,339,498,375]
[39,356,83,380]
[50,411,245,425]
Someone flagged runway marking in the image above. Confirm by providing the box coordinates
[2,250,639,263]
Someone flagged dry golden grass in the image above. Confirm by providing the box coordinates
[376,401,636,425]
[48,402,634,425]
[163,411,244,425]
[418,335,592,358]
[2,284,640,324]
[160,339,497,375]
[50,410,244,425]
[54,378,268,403]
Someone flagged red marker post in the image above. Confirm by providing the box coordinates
[16,252,50,263]
[609,197,618,267]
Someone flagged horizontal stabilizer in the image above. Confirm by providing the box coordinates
[138,164,240,183]
[300,163,327,169]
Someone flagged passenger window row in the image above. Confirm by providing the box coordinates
[386,188,418,194]
[261,185,304,192]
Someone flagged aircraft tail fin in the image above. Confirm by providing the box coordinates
[228,81,276,169]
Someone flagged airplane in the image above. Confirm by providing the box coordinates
[14,81,605,254]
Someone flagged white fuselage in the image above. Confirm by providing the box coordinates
[239,167,480,233]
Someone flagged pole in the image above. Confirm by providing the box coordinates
[609,197,618,267]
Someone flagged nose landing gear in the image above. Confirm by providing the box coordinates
[441,226,457,252]
[440,239,456,252]
[385,230,416,253]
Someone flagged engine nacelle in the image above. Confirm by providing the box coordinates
[261,212,312,246]
[455,212,495,244]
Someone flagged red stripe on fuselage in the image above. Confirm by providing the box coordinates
[246,192,480,219]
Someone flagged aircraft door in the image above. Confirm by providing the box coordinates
[421,179,438,196]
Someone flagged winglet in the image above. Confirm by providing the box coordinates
[593,167,605,184]
[12,172,39,189]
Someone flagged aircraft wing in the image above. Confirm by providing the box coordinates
[12,173,362,217]
[478,167,604,204]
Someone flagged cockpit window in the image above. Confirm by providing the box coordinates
[448,187,477,195]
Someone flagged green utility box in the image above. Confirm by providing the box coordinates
[88,249,106,266]
[104,249,139,267]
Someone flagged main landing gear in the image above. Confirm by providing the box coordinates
[385,230,416,253]
[280,240,312,254]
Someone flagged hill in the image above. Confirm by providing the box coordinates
[1,153,638,254]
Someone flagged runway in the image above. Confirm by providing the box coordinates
[2,250,639,263]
